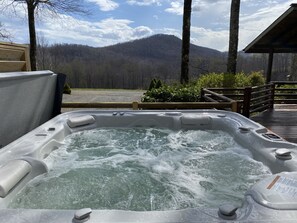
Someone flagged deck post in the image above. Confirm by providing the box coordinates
[266,51,274,84]
[270,83,275,109]
[200,88,205,102]
[231,101,238,113]
[242,87,252,118]
[132,102,139,110]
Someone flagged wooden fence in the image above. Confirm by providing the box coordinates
[63,82,297,116]
[0,42,31,72]
[201,82,297,118]
[62,101,238,112]
[273,81,297,104]
[201,84,274,118]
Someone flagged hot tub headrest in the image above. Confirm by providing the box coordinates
[0,160,32,198]
[67,115,96,128]
[181,115,211,126]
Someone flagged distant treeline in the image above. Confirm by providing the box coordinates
[36,34,296,89]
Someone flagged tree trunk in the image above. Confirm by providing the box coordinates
[227,0,240,74]
[181,0,192,84]
[27,3,37,71]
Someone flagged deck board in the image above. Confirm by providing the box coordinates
[251,107,297,143]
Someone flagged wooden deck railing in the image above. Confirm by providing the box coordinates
[0,42,31,72]
[248,84,274,116]
[63,82,296,117]
[201,81,297,118]
[62,101,238,112]
[273,81,297,104]
[201,84,275,117]
[200,88,243,114]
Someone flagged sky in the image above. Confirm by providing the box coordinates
[0,0,295,51]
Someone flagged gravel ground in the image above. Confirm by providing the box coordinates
[63,89,145,103]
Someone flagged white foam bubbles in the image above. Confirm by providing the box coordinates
[9,128,271,210]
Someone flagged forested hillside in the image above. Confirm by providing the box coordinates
[37,34,293,89]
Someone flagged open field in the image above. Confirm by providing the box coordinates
[63,89,145,103]
[62,89,146,112]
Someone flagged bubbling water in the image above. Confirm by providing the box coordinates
[9,128,271,210]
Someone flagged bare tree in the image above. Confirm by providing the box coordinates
[1,0,88,70]
[181,0,192,84]
[0,22,11,40]
[37,33,52,70]
[227,0,241,74]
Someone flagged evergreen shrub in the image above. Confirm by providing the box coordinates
[148,78,163,90]
[248,71,265,86]
[63,83,71,94]
[142,84,200,102]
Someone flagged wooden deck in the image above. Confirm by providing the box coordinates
[251,105,297,143]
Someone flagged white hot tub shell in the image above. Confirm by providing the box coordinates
[1,110,297,223]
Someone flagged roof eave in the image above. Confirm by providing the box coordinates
[243,5,297,53]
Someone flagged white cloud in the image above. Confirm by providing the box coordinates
[0,0,27,19]
[191,26,229,51]
[165,0,229,16]
[39,16,153,46]
[1,5,153,46]
[133,26,153,37]
[127,0,162,6]
[87,0,119,11]
[0,0,29,43]
[0,0,295,52]
[165,1,183,15]
[187,0,292,51]
[168,0,295,51]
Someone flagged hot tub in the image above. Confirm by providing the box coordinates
[1,110,297,222]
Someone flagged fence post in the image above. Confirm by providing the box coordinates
[231,101,238,113]
[200,88,205,102]
[242,87,252,118]
[132,102,139,110]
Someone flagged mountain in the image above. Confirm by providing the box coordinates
[39,34,266,89]
[102,34,223,62]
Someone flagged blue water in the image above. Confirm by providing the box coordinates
[9,128,271,210]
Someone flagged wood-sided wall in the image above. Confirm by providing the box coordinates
[0,42,31,72]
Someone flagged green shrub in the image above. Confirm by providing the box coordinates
[196,72,264,89]
[148,78,163,90]
[248,71,265,86]
[196,73,224,89]
[63,83,71,94]
[142,84,200,102]
[142,72,266,102]
[222,73,235,87]
[234,73,250,87]
[276,84,297,90]
[171,86,200,102]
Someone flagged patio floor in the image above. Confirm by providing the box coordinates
[251,105,297,143]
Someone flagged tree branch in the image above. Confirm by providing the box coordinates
[0,23,12,40]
